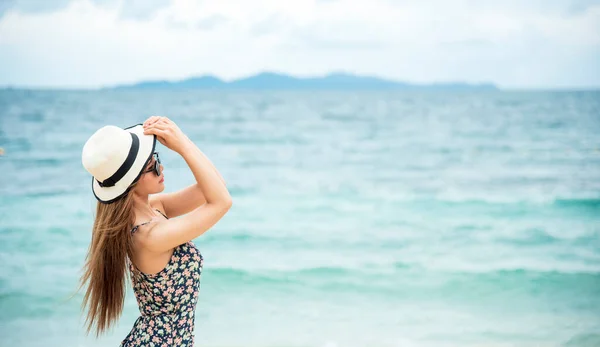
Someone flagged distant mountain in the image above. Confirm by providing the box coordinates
[110,72,498,90]
[114,75,225,89]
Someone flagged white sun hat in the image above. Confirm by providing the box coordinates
[82,123,156,204]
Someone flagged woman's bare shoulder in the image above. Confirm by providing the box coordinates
[149,194,168,218]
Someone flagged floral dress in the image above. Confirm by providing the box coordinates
[120,209,204,347]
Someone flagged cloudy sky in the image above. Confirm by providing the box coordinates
[0,0,598,89]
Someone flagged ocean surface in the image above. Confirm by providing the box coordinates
[0,89,599,347]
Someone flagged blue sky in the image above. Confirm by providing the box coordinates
[0,0,598,89]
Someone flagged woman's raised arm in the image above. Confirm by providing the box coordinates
[140,117,232,252]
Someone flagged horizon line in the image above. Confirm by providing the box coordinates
[1,70,599,91]
[3,86,600,92]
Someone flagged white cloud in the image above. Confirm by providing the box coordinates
[0,0,598,88]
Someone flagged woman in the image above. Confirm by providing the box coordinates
[79,116,232,346]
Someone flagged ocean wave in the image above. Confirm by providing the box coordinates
[294,266,354,276]
[201,233,313,247]
[17,187,78,198]
[200,264,600,302]
[205,267,299,286]
[205,264,600,286]
[9,157,63,167]
[208,265,354,278]
[453,267,600,277]
[494,227,559,246]
[553,197,600,209]
[563,333,600,347]
[19,111,45,123]
[381,196,600,217]
[434,268,600,299]
[493,225,600,247]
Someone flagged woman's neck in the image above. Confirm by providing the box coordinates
[131,193,156,221]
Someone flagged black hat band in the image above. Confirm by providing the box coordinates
[97,132,140,188]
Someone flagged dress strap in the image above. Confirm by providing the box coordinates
[155,208,169,219]
[131,221,151,234]
[131,209,169,234]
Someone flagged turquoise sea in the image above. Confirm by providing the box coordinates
[0,90,599,347]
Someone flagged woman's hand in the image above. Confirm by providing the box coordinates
[143,116,190,154]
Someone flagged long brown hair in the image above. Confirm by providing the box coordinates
[79,184,137,336]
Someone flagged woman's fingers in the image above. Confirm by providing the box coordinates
[144,126,167,136]
[144,116,172,129]
[143,116,162,127]
[143,117,178,149]
[145,122,169,131]
[143,116,155,126]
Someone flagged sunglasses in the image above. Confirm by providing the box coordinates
[142,152,161,176]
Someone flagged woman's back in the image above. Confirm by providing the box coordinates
[121,210,204,347]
